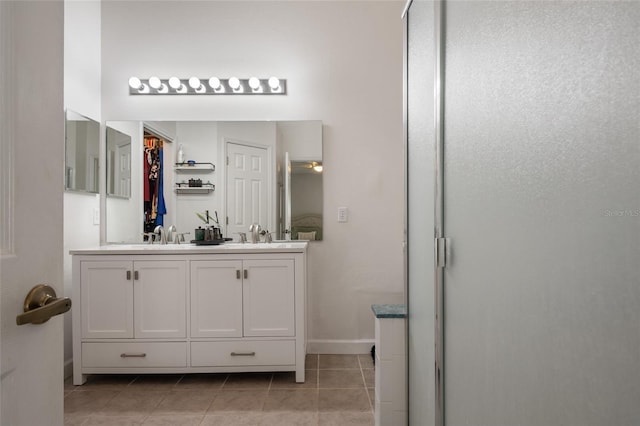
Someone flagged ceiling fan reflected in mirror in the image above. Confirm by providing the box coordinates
[292,161,323,174]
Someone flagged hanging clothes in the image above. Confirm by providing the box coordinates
[155,145,166,226]
[143,136,163,233]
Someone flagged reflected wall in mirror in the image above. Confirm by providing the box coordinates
[65,110,100,193]
[105,120,322,244]
[106,127,132,198]
[279,121,323,241]
[289,160,323,241]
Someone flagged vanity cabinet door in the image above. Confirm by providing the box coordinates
[243,259,295,337]
[191,260,243,338]
[133,260,187,338]
[81,261,134,338]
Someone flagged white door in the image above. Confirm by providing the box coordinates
[0,1,65,425]
[442,2,640,425]
[81,261,134,339]
[226,142,269,237]
[134,260,187,338]
[116,141,131,198]
[191,260,244,338]
[243,259,295,337]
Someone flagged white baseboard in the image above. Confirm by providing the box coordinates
[64,358,73,380]
[307,339,375,354]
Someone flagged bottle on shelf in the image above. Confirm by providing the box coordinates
[177,144,185,164]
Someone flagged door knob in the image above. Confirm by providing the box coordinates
[16,284,71,326]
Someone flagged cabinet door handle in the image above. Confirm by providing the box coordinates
[120,353,146,358]
[230,351,256,357]
[134,271,139,280]
[126,271,132,280]
[244,269,248,279]
[236,270,241,280]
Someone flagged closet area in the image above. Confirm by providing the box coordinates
[143,130,168,236]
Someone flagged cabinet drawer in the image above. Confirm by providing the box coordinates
[191,340,295,367]
[82,342,187,368]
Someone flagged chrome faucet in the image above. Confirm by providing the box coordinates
[166,225,177,243]
[154,225,167,245]
[175,232,190,244]
[249,223,261,244]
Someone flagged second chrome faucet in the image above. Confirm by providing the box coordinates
[249,223,262,244]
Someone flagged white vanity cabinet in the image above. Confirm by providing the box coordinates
[80,260,187,339]
[71,244,307,386]
[190,259,295,338]
[190,260,244,338]
[189,258,297,373]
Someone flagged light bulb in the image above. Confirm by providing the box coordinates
[268,77,280,90]
[248,77,261,90]
[168,77,181,89]
[188,77,201,89]
[149,76,162,89]
[208,77,221,90]
[313,164,323,173]
[229,77,241,90]
[128,77,142,90]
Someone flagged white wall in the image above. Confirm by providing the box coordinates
[101,1,405,352]
[175,121,220,235]
[277,121,323,161]
[63,0,101,376]
[64,0,100,120]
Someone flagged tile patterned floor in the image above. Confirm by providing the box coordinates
[65,354,375,426]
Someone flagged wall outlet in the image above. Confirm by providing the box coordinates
[338,206,348,223]
[93,208,100,225]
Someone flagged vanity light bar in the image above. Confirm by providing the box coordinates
[128,76,287,95]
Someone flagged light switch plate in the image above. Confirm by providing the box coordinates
[338,207,348,223]
[93,208,100,225]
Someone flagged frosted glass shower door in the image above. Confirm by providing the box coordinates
[441,2,640,425]
[405,0,437,425]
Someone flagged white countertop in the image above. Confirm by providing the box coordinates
[70,241,308,255]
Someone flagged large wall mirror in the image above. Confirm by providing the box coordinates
[106,126,132,199]
[104,120,323,244]
[65,110,100,193]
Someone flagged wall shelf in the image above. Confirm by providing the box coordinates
[174,162,215,172]
[175,187,215,194]
[175,182,215,194]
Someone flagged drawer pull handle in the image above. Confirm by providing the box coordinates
[120,353,147,358]
[230,351,256,357]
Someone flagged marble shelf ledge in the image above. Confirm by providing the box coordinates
[371,304,406,319]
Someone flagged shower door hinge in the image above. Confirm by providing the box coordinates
[436,237,450,268]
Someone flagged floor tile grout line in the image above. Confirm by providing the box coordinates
[316,353,320,389]
[174,373,186,387]
[265,372,274,397]
[358,354,376,413]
